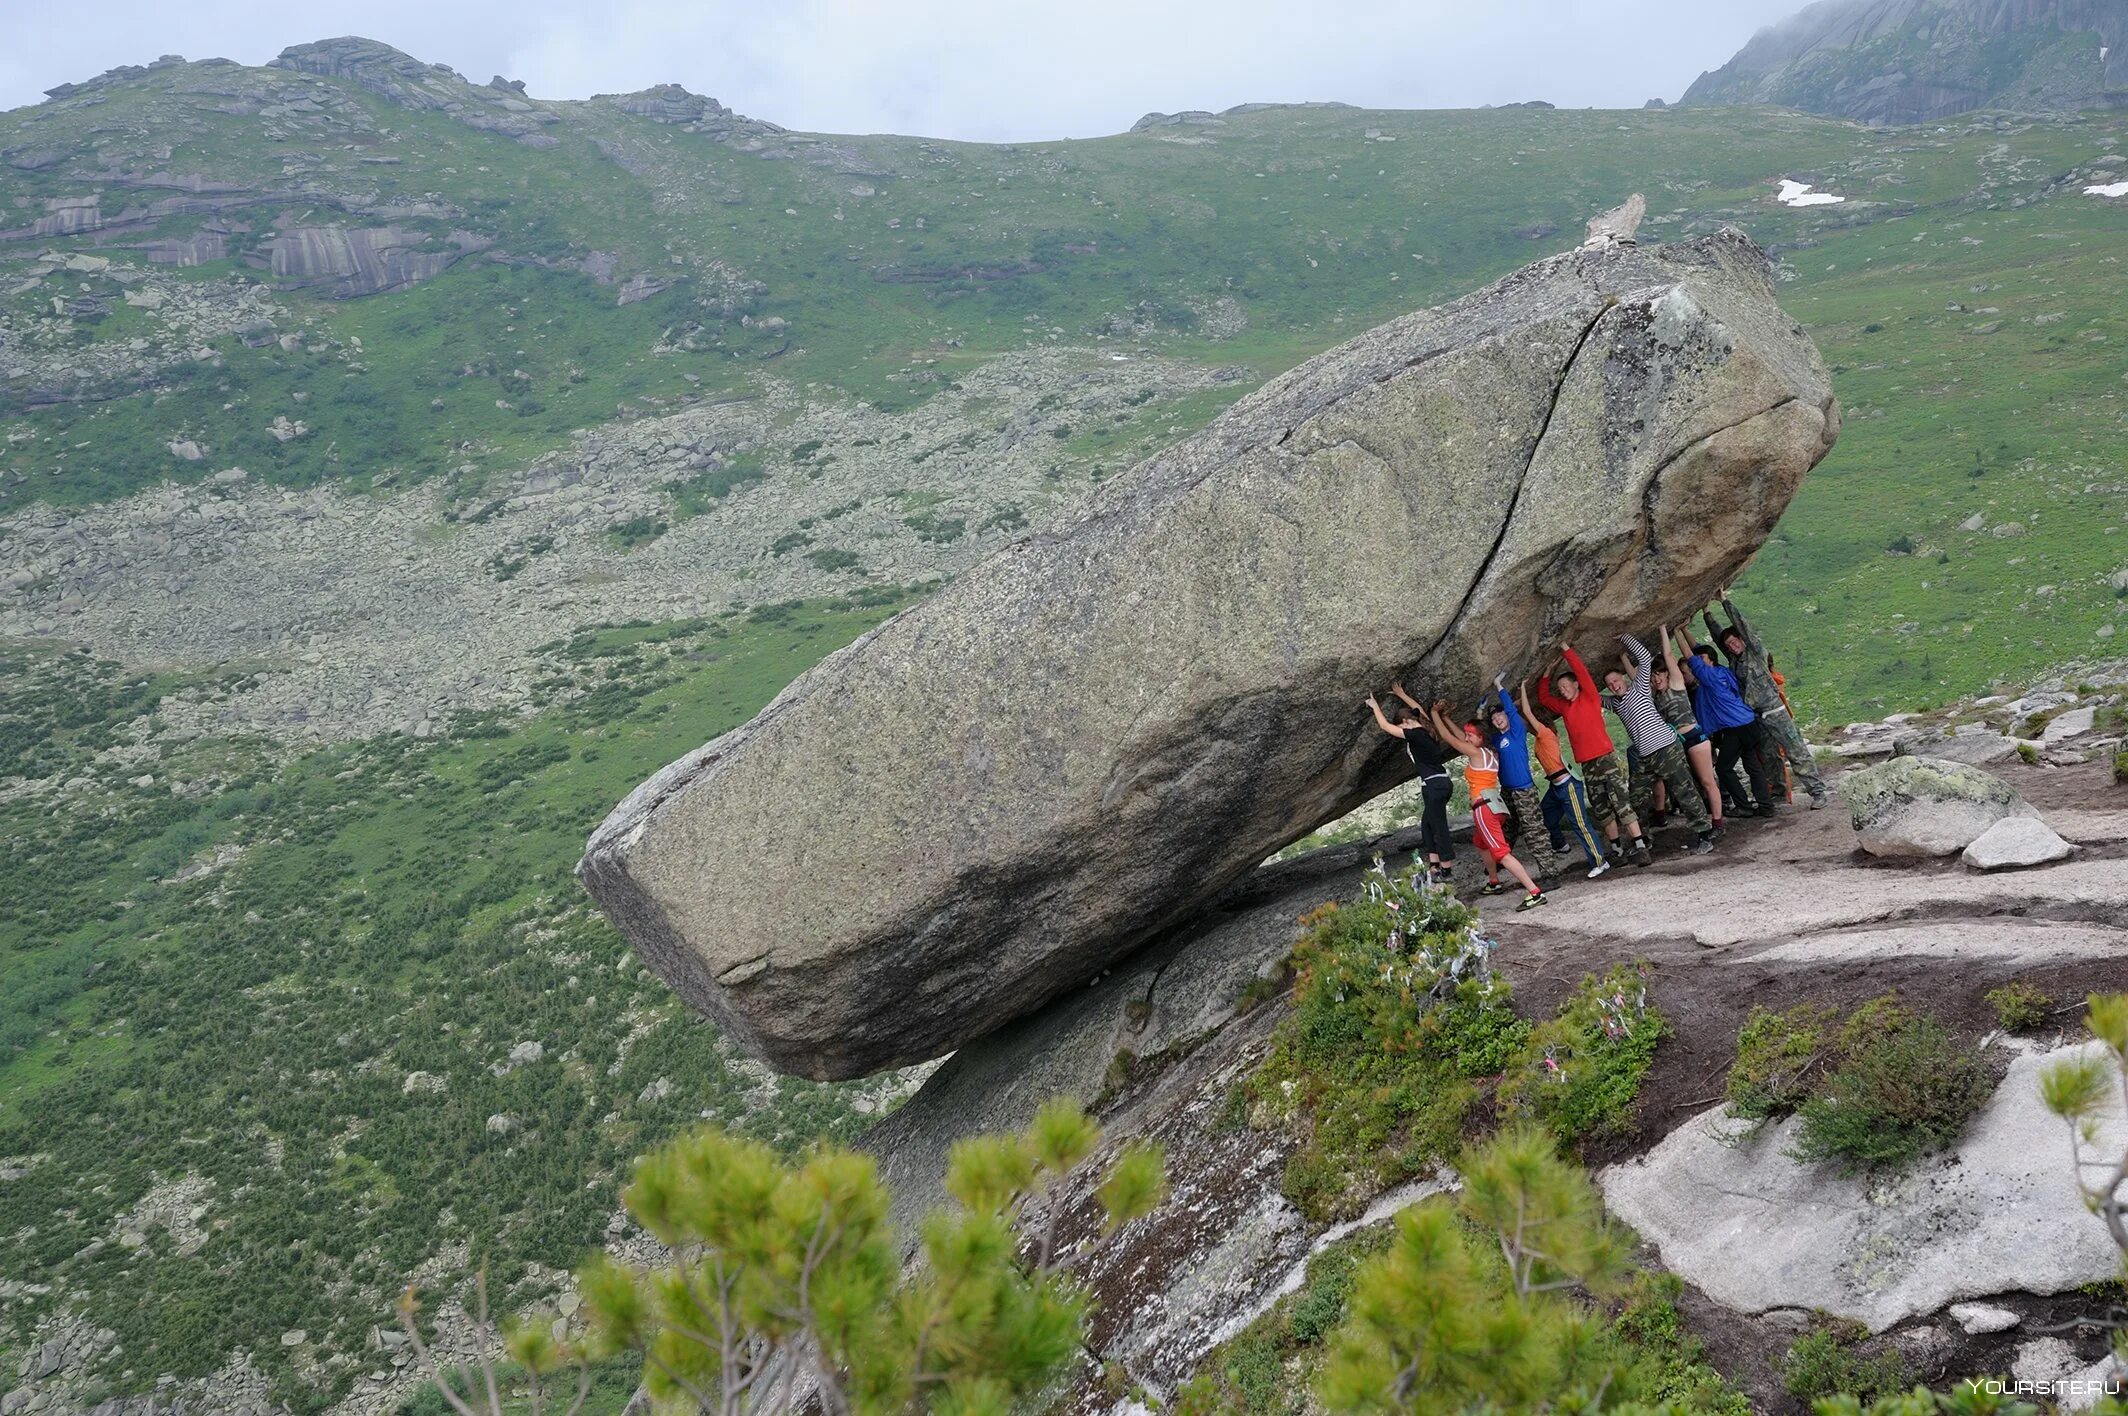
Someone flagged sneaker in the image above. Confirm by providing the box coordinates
[1631,843,1653,867]
[1651,810,1670,828]
[1755,803,1778,819]
[1689,833,1714,856]
[1516,891,1549,912]
[1479,881,1509,896]
[1585,859,1611,879]
[1709,823,1727,844]
[1808,791,1828,811]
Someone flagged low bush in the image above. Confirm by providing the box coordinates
[1254,863,1667,1219]
[1252,865,1524,1220]
[1792,997,1993,1174]
[1497,964,1665,1145]
[1984,981,2052,1033]
[1609,1274,1753,1416]
[1723,994,1993,1173]
[1726,1002,1838,1121]
[1781,1322,1912,1406]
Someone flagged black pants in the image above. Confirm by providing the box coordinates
[1418,775,1455,863]
[1713,722,1773,811]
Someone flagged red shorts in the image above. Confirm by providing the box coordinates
[1473,802,1510,863]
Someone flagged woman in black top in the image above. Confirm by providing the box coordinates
[1367,691,1458,887]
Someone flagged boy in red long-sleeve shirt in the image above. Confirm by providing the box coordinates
[1536,645,1651,867]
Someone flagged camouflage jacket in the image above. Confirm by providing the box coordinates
[1709,599,1783,713]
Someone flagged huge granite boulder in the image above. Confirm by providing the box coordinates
[1839,754,2039,858]
[579,226,1839,1080]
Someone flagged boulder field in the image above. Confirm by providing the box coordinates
[580,226,1839,1079]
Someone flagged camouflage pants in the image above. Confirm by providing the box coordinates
[1630,740,1711,834]
[1580,749,1638,836]
[1505,782,1572,877]
[1758,707,1827,797]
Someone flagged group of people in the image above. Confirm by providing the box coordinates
[1364,594,1827,913]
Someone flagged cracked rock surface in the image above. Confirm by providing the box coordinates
[581,226,1839,1079]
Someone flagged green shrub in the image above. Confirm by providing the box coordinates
[805,548,862,573]
[667,454,766,517]
[1251,866,1522,1220]
[2113,746,2127,785]
[904,510,966,543]
[1984,981,2052,1033]
[1498,965,1664,1145]
[605,514,666,549]
[1792,998,1993,1174]
[1726,1002,1838,1121]
[1609,1274,1753,1416]
[1782,1323,1912,1405]
[1256,864,1669,1217]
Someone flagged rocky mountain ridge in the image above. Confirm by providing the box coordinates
[1684,0,2128,123]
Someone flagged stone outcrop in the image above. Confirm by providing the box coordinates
[269,38,563,146]
[1838,754,2039,857]
[251,225,488,298]
[862,711,2128,1412]
[590,84,782,142]
[1963,814,2076,870]
[580,227,1840,1080]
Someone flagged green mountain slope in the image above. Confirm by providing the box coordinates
[4,37,2128,1410]
[5,40,2126,725]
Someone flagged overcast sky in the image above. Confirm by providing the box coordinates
[3,0,1804,139]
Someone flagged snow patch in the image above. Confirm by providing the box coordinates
[2085,181,2128,198]
[1776,179,1845,207]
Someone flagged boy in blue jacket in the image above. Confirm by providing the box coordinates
[1671,627,1775,817]
[1486,671,1569,879]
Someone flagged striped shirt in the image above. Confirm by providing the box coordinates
[1602,634,1680,757]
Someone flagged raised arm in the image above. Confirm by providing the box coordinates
[1620,632,1653,678]
[1563,645,1598,697]
[1658,624,1683,683]
[1496,673,1526,735]
[1390,680,1422,710]
[1366,694,1407,739]
[1517,677,1540,722]
[1427,700,1482,760]
[1534,663,1567,716]
[1719,594,1764,653]
[1669,627,1701,685]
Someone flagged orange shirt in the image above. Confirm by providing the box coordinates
[1464,747,1501,800]
[1530,719,1567,777]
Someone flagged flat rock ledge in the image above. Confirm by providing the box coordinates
[1600,1042,2125,1333]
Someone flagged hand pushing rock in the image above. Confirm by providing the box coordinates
[579,226,1839,1080]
